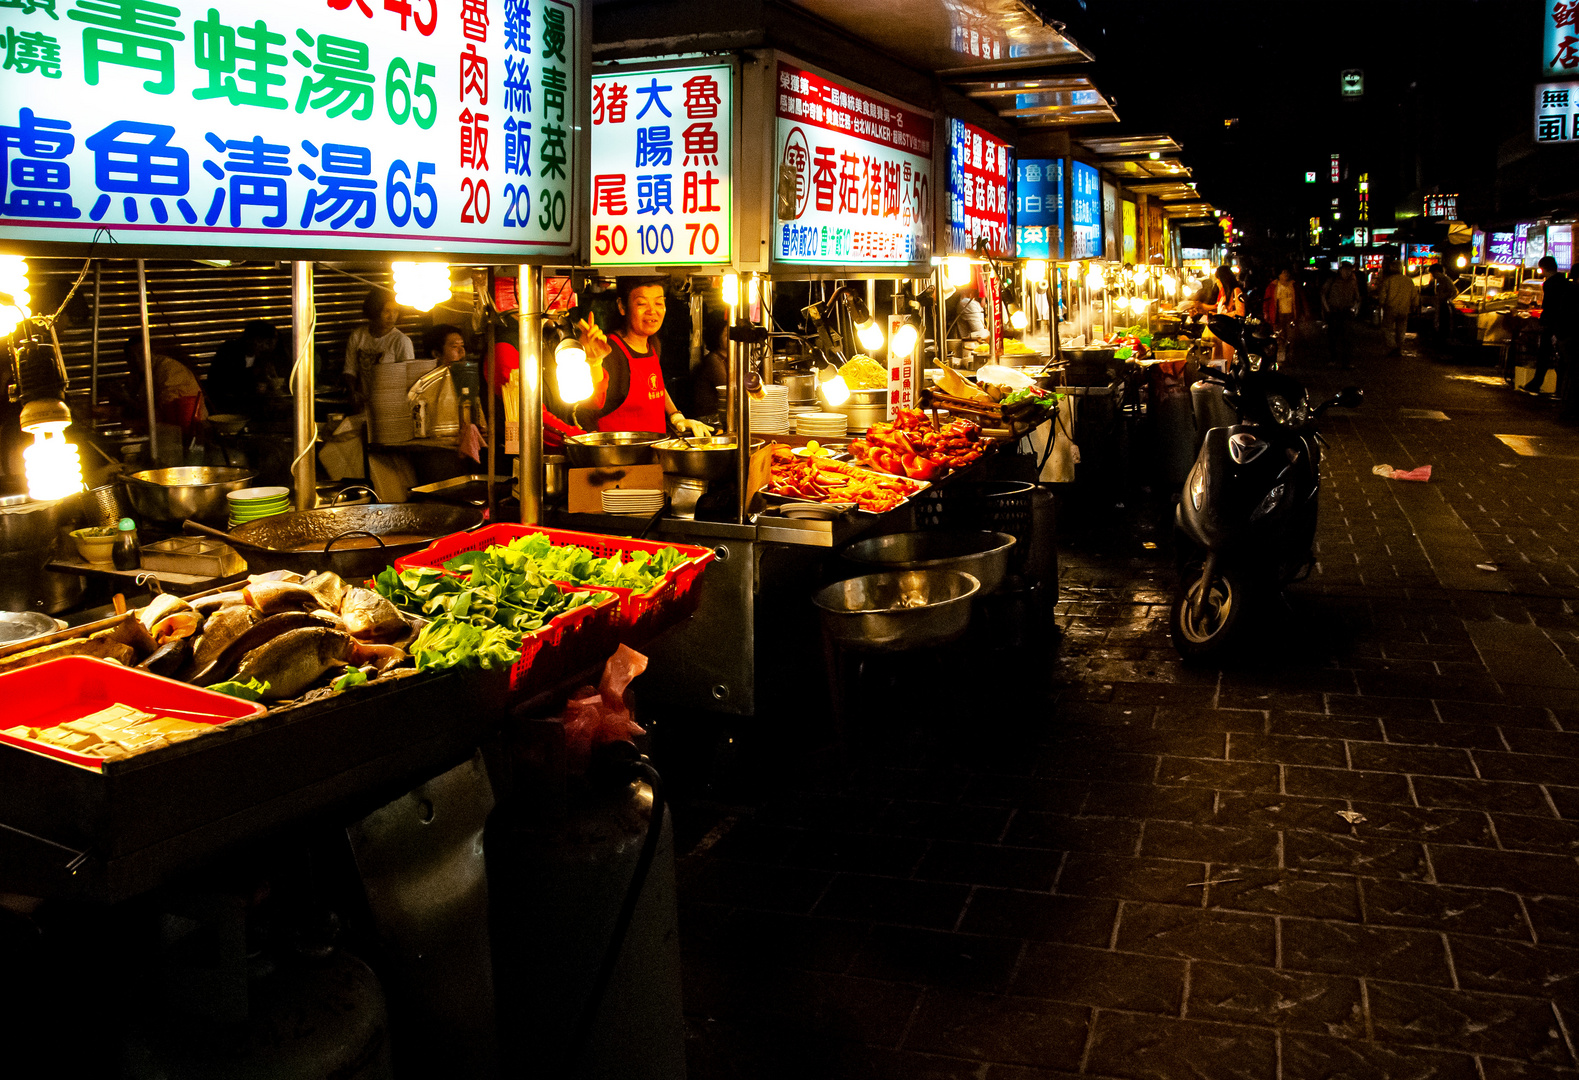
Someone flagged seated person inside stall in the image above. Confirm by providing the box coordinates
[572,276,713,437]
[205,321,280,416]
[410,323,488,461]
[118,336,211,465]
[343,287,414,407]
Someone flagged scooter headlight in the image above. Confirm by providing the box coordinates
[1190,467,1206,510]
[1266,394,1292,425]
[1251,483,1286,521]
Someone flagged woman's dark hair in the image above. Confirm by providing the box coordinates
[703,312,729,352]
[241,321,277,345]
[362,287,398,321]
[1214,265,1239,293]
[615,275,667,310]
[423,323,465,357]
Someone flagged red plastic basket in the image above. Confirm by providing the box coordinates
[0,657,267,770]
[394,524,714,641]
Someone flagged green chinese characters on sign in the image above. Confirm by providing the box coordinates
[192,8,286,108]
[4,26,60,76]
[68,0,183,95]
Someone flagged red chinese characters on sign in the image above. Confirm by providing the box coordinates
[327,0,437,37]
[456,0,490,222]
[948,118,1012,257]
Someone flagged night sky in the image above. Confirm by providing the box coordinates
[1047,0,1533,256]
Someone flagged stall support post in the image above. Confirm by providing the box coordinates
[933,265,947,365]
[724,289,738,436]
[1048,262,1063,363]
[484,281,497,520]
[732,282,747,525]
[88,263,100,419]
[290,261,316,510]
[135,260,157,465]
[518,264,543,525]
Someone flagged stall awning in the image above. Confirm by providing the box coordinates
[953,76,1119,127]
[1077,135,1192,179]
[783,0,1090,76]
[1126,182,1202,201]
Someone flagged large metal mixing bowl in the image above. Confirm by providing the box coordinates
[652,436,764,482]
[841,531,1016,594]
[123,467,255,525]
[812,569,980,652]
[563,431,667,468]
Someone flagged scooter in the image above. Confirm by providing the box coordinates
[1169,314,1363,661]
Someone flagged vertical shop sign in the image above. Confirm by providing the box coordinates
[946,116,1013,257]
[1471,228,1486,265]
[1101,181,1117,261]
[1514,222,1532,264]
[1535,81,1579,142]
[1069,160,1100,260]
[0,0,580,255]
[773,60,931,267]
[1120,200,1136,263]
[1488,231,1516,263]
[885,313,914,416]
[589,62,730,265]
[1015,157,1061,260]
[1546,1,1579,76]
[1549,223,1574,270]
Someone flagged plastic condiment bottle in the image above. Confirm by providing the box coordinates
[111,517,140,570]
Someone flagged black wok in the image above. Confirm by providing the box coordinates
[185,503,483,579]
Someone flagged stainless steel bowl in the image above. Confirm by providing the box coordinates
[812,569,981,652]
[841,531,1017,594]
[819,386,889,433]
[123,466,256,525]
[652,436,765,482]
[562,431,667,467]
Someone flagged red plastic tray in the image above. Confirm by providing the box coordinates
[503,588,620,696]
[0,657,267,770]
[394,524,714,640]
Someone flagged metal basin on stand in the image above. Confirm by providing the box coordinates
[812,570,981,653]
[841,531,1017,594]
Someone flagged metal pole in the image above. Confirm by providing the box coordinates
[135,259,157,464]
[484,283,497,520]
[934,265,947,367]
[1049,262,1063,364]
[290,261,315,510]
[724,284,738,436]
[88,263,100,421]
[732,283,747,524]
[518,264,543,525]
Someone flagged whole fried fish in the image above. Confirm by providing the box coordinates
[339,587,406,640]
[302,571,349,611]
[191,591,246,616]
[192,605,260,668]
[244,580,325,614]
[235,627,356,701]
[138,593,201,645]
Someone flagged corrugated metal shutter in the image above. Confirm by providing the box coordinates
[27,258,474,409]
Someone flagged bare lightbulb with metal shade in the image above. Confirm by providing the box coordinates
[391,261,451,312]
[855,318,884,352]
[945,257,972,287]
[818,365,850,407]
[891,321,919,358]
[553,337,594,404]
[1025,260,1047,281]
[1009,309,1028,331]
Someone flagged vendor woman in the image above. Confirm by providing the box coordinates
[574,277,713,437]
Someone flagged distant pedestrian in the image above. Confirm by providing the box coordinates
[1526,255,1576,396]
[1429,264,1458,345]
[1262,267,1309,365]
[1322,262,1362,368]
[1377,260,1419,356]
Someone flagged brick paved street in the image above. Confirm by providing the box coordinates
[675,327,1579,1079]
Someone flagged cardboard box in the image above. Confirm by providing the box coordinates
[567,464,664,514]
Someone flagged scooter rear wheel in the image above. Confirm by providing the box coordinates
[1170,563,1248,663]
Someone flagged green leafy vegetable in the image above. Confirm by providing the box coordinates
[210,677,269,702]
[1001,387,1060,412]
[409,616,524,672]
[331,668,369,692]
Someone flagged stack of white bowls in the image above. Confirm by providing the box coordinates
[370,361,414,443]
[749,384,790,434]
[602,487,665,516]
[795,411,849,438]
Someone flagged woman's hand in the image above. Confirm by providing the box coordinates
[672,415,714,438]
[575,317,612,366]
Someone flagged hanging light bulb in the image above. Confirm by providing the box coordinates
[1009,308,1028,331]
[0,255,31,337]
[747,274,760,308]
[1025,260,1048,281]
[23,422,81,502]
[856,317,884,352]
[554,336,595,404]
[1160,273,1179,294]
[945,256,972,286]
[1085,264,1104,291]
[391,262,451,312]
[818,364,850,407]
[721,272,739,307]
[891,321,919,357]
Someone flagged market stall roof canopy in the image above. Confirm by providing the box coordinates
[1126,181,1201,201]
[1164,202,1219,219]
[954,76,1118,126]
[784,0,1090,75]
[1076,134,1190,178]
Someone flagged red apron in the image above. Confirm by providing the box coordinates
[596,333,668,433]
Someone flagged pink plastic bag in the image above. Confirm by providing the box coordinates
[559,645,649,773]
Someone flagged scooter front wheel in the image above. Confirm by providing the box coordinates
[1170,562,1249,663]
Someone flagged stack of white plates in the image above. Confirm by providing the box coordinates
[749,384,790,434]
[602,487,665,516]
[795,411,849,438]
[369,361,414,443]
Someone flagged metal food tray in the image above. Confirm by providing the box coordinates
[138,537,247,578]
[762,461,929,514]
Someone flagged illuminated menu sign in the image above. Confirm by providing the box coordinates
[946,117,1013,257]
[1101,181,1118,261]
[1015,158,1061,260]
[1488,231,1516,263]
[774,61,932,266]
[1546,3,1579,76]
[1121,200,1137,263]
[1515,222,1533,264]
[1069,160,1100,259]
[0,0,581,256]
[1536,82,1579,143]
[1550,224,1574,270]
[1471,228,1486,265]
[590,63,730,265]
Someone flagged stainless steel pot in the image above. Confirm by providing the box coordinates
[544,454,568,498]
[841,531,1017,594]
[777,372,818,403]
[820,386,889,432]
[123,467,256,525]
[196,502,483,579]
[812,569,981,652]
[652,436,764,482]
[563,431,667,467]
[0,496,83,615]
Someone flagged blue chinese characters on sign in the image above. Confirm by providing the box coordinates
[1069,159,1100,261]
[1016,157,1061,260]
